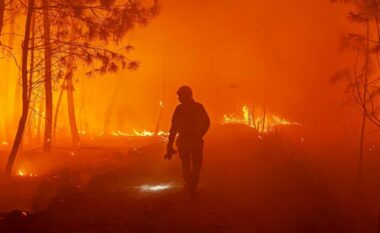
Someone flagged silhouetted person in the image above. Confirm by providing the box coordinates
[165,86,210,195]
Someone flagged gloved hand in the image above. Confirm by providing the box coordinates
[164,145,177,160]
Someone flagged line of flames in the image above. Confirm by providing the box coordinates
[110,130,169,137]
[77,130,170,137]
[223,105,301,133]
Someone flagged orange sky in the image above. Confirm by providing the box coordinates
[119,1,351,123]
[0,0,368,145]
[80,0,360,135]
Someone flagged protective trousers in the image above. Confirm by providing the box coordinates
[177,140,204,191]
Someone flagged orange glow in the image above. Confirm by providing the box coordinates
[0,0,356,148]
[0,1,379,232]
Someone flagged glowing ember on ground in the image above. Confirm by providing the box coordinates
[223,105,301,133]
[17,170,37,177]
[139,184,172,192]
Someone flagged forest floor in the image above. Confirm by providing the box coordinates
[0,126,379,233]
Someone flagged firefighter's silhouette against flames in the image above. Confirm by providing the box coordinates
[165,86,210,196]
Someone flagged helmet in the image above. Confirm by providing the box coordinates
[176,86,193,97]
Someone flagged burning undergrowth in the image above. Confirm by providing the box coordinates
[223,105,302,134]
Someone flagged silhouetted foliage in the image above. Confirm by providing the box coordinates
[3,0,160,174]
[332,0,380,176]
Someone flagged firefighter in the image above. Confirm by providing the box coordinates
[165,86,210,195]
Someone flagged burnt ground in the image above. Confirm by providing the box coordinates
[0,126,379,233]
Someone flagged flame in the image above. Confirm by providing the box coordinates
[110,129,169,137]
[134,130,169,137]
[223,105,301,133]
[134,130,155,137]
[17,170,24,176]
[79,130,86,135]
[139,184,172,192]
[17,169,37,177]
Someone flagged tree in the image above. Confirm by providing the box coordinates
[331,0,380,176]
[65,42,80,146]
[5,0,34,176]
[42,0,53,151]
[0,0,5,143]
[4,0,159,174]
[0,0,5,36]
[37,0,158,144]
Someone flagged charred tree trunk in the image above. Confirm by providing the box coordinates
[0,0,4,143]
[52,80,65,143]
[358,21,370,177]
[0,0,4,36]
[26,15,35,144]
[358,111,367,176]
[5,0,34,176]
[42,0,53,151]
[261,105,266,136]
[36,90,44,142]
[64,28,80,145]
[66,68,80,146]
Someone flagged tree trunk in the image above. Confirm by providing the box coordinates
[5,0,34,176]
[42,0,53,151]
[358,21,370,177]
[261,105,266,136]
[36,90,44,142]
[52,80,65,143]
[26,15,35,144]
[66,69,80,146]
[65,26,80,146]
[0,0,4,143]
[0,0,5,36]
[358,111,366,177]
